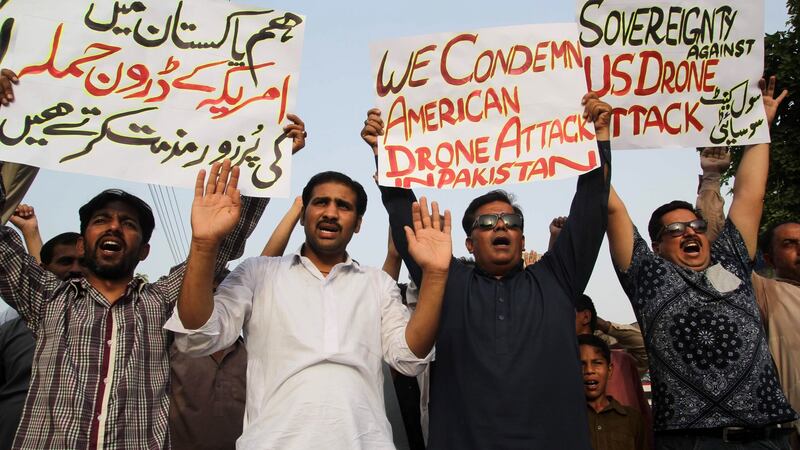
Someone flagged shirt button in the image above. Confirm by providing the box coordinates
[498,297,504,303]
[498,315,505,321]
[106,340,112,346]
[596,425,602,431]
[103,377,109,384]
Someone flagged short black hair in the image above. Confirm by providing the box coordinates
[759,221,799,255]
[462,190,523,235]
[648,200,699,242]
[575,294,597,332]
[578,333,611,364]
[79,189,156,244]
[302,171,367,217]
[41,232,81,265]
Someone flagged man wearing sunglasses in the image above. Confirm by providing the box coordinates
[362,92,613,449]
[606,77,797,449]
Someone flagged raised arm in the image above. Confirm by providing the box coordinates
[695,147,730,242]
[156,114,306,295]
[361,108,423,285]
[544,93,612,299]
[403,197,451,358]
[9,204,43,263]
[177,160,243,329]
[607,185,635,271]
[0,71,59,330]
[547,216,566,251]
[382,227,402,281]
[261,196,302,257]
[728,77,787,259]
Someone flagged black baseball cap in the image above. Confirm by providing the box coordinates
[79,189,156,244]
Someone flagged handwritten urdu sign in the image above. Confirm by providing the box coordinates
[577,0,768,149]
[371,23,600,190]
[0,0,305,196]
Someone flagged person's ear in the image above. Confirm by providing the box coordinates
[763,252,774,268]
[354,216,362,234]
[138,243,150,261]
[465,237,474,254]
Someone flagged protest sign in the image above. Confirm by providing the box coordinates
[577,0,767,149]
[371,23,599,190]
[0,0,304,196]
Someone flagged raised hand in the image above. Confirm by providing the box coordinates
[582,92,612,141]
[361,108,384,156]
[191,159,242,247]
[522,250,540,267]
[760,76,788,128]
[0,69,18,107]
[283,113,307,154]
[9,204,38,232]
[405,197,452,274]
[549,216,567,237]
[699,147,731,174]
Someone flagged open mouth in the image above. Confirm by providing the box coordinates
[492,236,511,247]
[99,238,123,255]
[584,379,599,389]
[317,222,340,238]
[680,238,702,255]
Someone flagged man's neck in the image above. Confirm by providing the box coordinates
[301,244,347,276]
[588,395,610,413]
[577,326,593,335]
[85,271,133,304]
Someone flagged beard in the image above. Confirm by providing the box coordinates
[81,245,140,281]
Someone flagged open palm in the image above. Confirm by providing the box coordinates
[406,197,452,274]
[191,159,242,244]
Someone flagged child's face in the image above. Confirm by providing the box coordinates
[580,345,612,402]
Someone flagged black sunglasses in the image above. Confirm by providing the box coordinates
[658,219,707,239]
[471,213,524,231]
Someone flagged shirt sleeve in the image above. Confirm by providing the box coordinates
[152,196,269,305]
[606,322,648,375]
[695,173,726,242]
[537,141,611,303]
[710,218,753,270]
[164,257,258,356]
[379,183,423,287]
[615,227,655,306]
[0,226,61,334]
[379,273,431,376]
[751,272,769,331]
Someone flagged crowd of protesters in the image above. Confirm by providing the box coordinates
[0,62,797,450]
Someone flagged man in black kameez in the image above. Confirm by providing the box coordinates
[360,93,612,449]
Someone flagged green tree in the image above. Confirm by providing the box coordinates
[726,1,799,228]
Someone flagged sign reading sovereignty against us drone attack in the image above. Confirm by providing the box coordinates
[577,0,769,150]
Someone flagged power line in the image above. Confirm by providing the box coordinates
[167,186,190,256]
[148,184,180,265]
[156,184,186,261]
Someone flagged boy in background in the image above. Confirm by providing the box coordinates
[580,334,647,450]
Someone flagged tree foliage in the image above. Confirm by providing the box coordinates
[725,0,799,229]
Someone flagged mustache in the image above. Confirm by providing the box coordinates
[316,219,341,230]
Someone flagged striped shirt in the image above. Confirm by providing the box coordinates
[0,196,266,450]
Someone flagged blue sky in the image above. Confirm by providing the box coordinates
[13,0,792,323]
